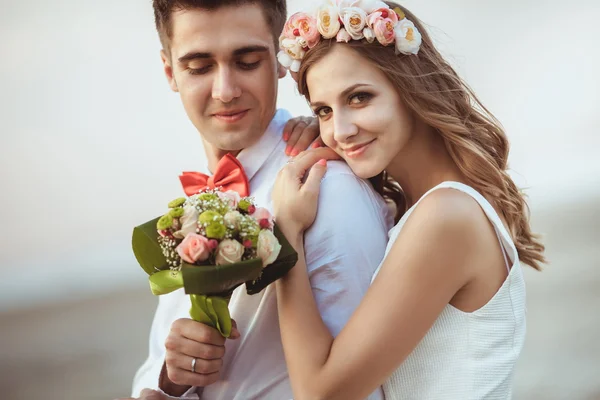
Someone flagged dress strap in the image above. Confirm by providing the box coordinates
[413,181,517,271]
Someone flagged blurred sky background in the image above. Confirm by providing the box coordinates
[0,0,599,399]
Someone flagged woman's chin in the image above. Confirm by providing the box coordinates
[347,161,384,180]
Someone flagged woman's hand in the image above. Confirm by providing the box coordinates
[283,116,325,156]
[272,148,340,242]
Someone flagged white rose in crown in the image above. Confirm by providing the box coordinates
[395,18,422,55]
[215,239,244,265]
[316,2,341,39]
[257,230,282,267]
[338,0,388,14]
[339,6,368,40]
[173,205,200,239]
[277,38,305,72]
[363,27,375,43]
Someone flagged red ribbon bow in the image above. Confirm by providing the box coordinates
[179,153,250,197]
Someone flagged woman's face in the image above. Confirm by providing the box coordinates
[306,44,416,179]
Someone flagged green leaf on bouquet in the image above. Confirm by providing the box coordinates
[245,223,299,295]
[190,294,232,337]
[189,294,214,326]
[209,296,232,335]
[132,217,168,276]
[149,270,184,295]
[181,258,263,296]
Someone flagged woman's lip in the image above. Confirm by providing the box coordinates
[213,109,249,123]
[345,140,375,158]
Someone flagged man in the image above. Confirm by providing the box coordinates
[128,1,392,398]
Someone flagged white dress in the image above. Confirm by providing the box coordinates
[372,181,526,400]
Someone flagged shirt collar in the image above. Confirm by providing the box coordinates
[235,109,291,182]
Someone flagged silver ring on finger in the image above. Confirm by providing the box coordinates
[191,357,197,373]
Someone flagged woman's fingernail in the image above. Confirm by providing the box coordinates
[283,133,290,141]
[318,159,327,166]
[290,148,300,157]
[285,145,291,155]
[311,142,321,148]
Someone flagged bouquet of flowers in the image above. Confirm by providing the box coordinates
[132,188,298,337]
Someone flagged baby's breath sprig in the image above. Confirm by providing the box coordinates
[158,235,182,271]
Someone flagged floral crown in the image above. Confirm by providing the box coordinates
[277,0,422,73]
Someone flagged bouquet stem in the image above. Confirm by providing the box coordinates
[189,294,232,337]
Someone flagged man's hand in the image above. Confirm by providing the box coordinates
[114,388,167,400]
[160,318,240,396]
[283,116,325,157]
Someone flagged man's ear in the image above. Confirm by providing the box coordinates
[277,62,287,79]
[161,49,178,92]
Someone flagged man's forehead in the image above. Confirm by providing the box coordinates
[170,6,274,58]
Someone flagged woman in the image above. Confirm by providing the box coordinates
[272,1,546,399]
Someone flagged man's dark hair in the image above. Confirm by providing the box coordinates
[153,0,287,52]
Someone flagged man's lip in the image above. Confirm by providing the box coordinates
[212,109,249,117]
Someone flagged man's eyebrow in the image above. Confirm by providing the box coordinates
[178,45,270,64]
[178,52,211,63]
[232,45,270,56]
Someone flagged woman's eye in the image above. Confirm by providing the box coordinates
[315,107,331,118]
[349,92,373,105]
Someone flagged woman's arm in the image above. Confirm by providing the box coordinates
[276,189,486,400]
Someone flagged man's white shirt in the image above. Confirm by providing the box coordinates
[132,109,393,399]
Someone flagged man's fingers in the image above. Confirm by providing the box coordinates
[165,335,225,360]
[171,318,226,346]
[302,159,328,198]
[167,367,220,388]
[134,388,166,400]
[229,319,241,340]
[167,353,223,375]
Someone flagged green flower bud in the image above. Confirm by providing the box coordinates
[199,210,222,225]
[157,214,174,230]
[199,193,218,202]
[238,199,252,212]
[242,218,260,247]
[246,233,259,248]
[206,223,226,240]
[168,198,186,208]
[169,207,184,218]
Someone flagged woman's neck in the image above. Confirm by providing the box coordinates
[386,123,465,208]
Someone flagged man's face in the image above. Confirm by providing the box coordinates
[162,4,285,154]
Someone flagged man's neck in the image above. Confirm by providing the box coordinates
[203,141,242,173]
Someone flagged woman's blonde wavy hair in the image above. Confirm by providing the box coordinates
[296,2,545,270]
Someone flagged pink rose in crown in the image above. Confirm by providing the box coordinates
[217,190,241,208]
[176,233,211,264]
[367,7,399,27]
[372,18,396,46]
[251,207,274,229]
[285,12,321,48]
